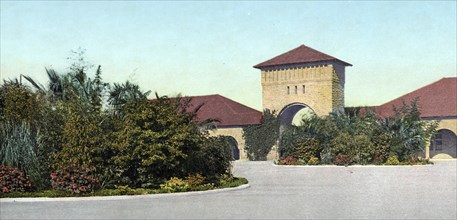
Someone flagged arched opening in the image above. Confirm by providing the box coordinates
[277,103,316,158]
[430,129,457,159]
[223,136,240,161]
[278,102,316,128]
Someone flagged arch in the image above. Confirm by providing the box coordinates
[275,103,316,160]
[430,129,457,159]
[223,136,240,160]
[278,102,316,127]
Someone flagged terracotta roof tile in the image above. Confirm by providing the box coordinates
[254,44,352,69]
[184,94,262,127]
[372,77,457,118]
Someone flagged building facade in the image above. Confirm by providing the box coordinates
[371,77,457,159]
[184,94,262,160]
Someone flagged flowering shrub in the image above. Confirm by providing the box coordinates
[186,174,205,188]
[307,157,320,165]
[160,177,189,192]
[0,165,32,193]
[280,156,300,165]
[50,163,99,194]
[334,154,352,166]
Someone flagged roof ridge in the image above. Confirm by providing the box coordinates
[379,77,452,107]
[254,44,352,69]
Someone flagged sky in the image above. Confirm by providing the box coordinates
[1,1,456,110]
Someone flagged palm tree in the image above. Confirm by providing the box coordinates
[108,80,151,117]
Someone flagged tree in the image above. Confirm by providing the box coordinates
[110,95,205,188]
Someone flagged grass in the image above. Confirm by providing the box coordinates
[0,177,248,198]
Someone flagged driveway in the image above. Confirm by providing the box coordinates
[1,160,456,219]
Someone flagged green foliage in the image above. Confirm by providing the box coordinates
[377,99,438,161]
[279,99,436,165]
[384,155,400,165]
[50,162,99,194]
[2,53,240,194]
[0,121,40,187]
[108,80,151,117]
[243,109,279,160]
[186,136,233,183]
[307,157,320,165]
[293,138,320,162]
[159,177,189,193]
[0,165,32,193]
[53,100,109,176]
[110,95,207,187]
[186,173,206,188]
[0,81,40,124]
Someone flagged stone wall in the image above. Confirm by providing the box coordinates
[426,119,457,159]
[261,62,345,116]
[209,127,247,160]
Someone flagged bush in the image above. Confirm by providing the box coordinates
[0,121,40,188]
[185,136,232,183]
[279,156,299,165]
[307,157,320,165]
[243,109,279,161]
[330,133,353,158]
[372,132,391,164]
[0,165,32,193]
[384,155,400,165]
[160,177,189,193]
[293,138,320,163]
[50,162,99,194]
[110,97,207,188]
[352,135,375,165]
[334,154,352,166]
[186,173,205,188]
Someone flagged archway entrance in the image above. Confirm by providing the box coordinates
[430,129,457,159]
[278,102,316,129]
[277,103,316,158]
[224,136,240,160]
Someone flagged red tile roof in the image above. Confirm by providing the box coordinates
[372,77,457,118]
[184,94,262,127]
[254,44,352,69]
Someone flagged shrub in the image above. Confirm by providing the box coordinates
[334,154,352,166]
[330,133,353,158]
[0,121,40,188]
[384,155,400,165]
[280,156,299,165]
[352,135,375,165]
[111,96,206,188]
[372,132,391,164]
[243,109,279,161]
[50,162,99,194]
[293,138,320,163]
[185,136,232,183]
[0,165,32,193]
[186,174,205,188]
[160,177,189,193]
[307,157,320,165]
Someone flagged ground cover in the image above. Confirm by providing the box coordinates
[0,177,247,198]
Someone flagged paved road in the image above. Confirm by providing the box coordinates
[1,160,456,219]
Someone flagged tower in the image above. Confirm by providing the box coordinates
[254,45,352,119]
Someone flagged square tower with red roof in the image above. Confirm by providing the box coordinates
[254,45,352,118]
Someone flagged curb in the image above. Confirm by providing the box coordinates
[0,184,250,203]
[271,162,434,168]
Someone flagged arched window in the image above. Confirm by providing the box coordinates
[302,85,306,94]
[287,86,290,94]
[294,86,298,94]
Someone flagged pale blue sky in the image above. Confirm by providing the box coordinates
[1,1,456,110]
